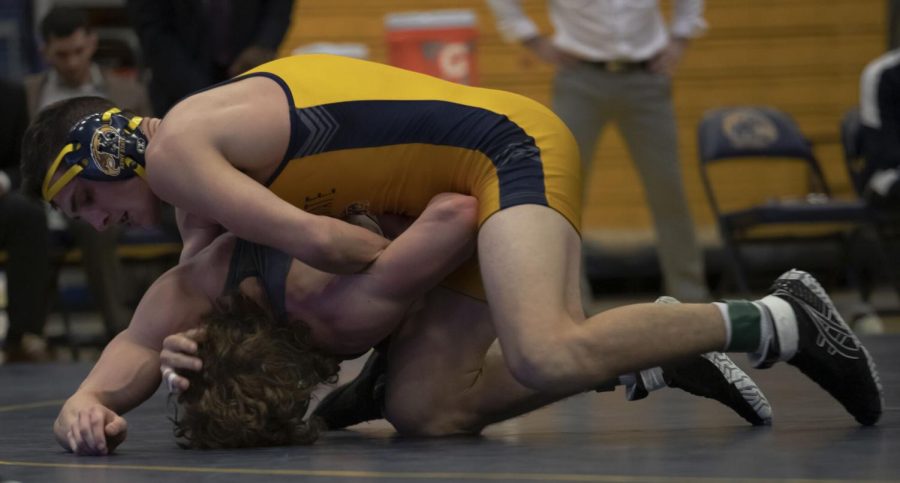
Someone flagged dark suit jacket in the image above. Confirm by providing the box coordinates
[0,79,29,189]
[126,0,293,115]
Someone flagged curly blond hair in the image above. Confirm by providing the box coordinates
[172,293,340,448]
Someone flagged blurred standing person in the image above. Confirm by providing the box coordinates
[0,79,51,363]
[26,6,152,336]
[487,0,711,305]
[126,0,294,115]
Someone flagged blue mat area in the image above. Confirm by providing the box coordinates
[1,336,898,483]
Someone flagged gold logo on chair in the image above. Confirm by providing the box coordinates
[722,109,778,149]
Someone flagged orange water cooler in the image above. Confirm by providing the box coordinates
[384,10,479,85]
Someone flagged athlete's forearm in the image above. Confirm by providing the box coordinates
[74,331,162,414]
[53,331,161,453]
[365,193,478,300]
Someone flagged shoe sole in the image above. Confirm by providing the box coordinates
[700,352,773,425]
[655,296,773,426]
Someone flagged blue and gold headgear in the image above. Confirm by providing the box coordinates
[42,107,148,202]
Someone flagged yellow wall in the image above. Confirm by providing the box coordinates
[279,0,886,234]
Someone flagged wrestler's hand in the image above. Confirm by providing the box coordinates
[160,328,206,394]
[54,396,128,456]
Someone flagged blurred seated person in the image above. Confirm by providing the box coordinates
[26,6,151,118]
[861,48,900,210]
[25,6,154,335]
[0,79,52,363]
[126,0,293,115]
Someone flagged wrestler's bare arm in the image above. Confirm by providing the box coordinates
[363,193,477,301]
[318,194,478,352]
[54,265,212,455]
[147,86,389,274]
[53,331,157,455]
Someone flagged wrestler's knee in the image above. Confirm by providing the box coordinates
[384,391,484,437]
[385,404,483,437]
[503,348,569,392]
[502,328,614,392]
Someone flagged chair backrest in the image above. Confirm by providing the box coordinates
[698,106,817,164]
[840,107,868,196]
[697,106,830,216]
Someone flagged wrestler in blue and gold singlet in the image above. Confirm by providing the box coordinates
[236,54,583,298]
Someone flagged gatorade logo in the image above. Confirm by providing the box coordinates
[437,42,471,82]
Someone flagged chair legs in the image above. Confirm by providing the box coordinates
[720,232,752,296]
[719,229,885,303]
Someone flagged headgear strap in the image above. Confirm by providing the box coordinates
[42,107,148,202]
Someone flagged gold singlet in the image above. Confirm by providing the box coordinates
[237,54,583,299]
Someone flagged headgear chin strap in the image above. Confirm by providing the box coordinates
[42,107,148,202]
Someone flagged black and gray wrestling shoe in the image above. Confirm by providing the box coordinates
[622,296,773,426]
[311,347,387,430]
[661,352,773,426]
[767,269,883,426]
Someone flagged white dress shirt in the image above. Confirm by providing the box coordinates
[487,0,707,62]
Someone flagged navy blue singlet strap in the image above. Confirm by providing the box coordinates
[254,244,292,320]
[226,239,292,319]
[225,240,258,294]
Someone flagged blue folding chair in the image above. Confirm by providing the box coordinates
[697,106,878,294]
